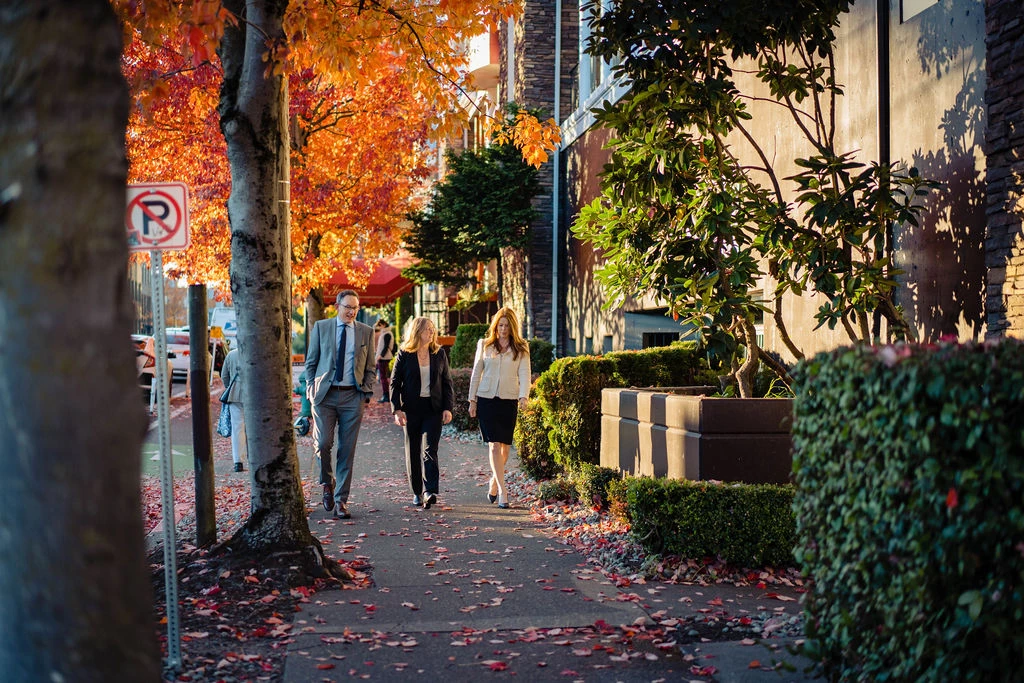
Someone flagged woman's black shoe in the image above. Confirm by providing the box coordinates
[423,493,437,509]
[487,493,497,504]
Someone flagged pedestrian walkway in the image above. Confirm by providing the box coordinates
[283,404,821,682]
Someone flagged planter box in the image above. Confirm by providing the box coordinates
[600,388,793,484]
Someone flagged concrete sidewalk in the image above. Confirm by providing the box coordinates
[283,403,821,682]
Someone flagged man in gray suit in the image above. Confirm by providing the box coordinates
[305,290,376,519]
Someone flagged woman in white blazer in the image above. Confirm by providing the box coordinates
[468,307,531,508]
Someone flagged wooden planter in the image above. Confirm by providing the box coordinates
[600,388,794,484]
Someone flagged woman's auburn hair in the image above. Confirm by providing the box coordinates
[482,307,529,360]
[400,316,440,354]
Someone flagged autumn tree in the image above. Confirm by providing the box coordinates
[0,1,161,679]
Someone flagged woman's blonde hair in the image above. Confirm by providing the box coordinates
[483,307,529,359]
[401,316,439,353]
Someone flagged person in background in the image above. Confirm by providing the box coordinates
[219,347,247,473]
[305,290,376,520]
[389,317,454,510]
[374,318,396,403]
[468,307,531,509]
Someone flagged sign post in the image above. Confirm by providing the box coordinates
[127,182,189,672]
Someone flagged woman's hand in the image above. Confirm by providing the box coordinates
[442,410,452,425]
[393,409,407,427]
[468,400,477,418]
[518,397,528,410]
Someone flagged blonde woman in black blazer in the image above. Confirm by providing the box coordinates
[389,317,455,510]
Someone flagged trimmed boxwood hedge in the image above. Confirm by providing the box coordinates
[792,341,1024,682]
[449,367,477,433]
[450,323,488,368]
[618,476,795,567]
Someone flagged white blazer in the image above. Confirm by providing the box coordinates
[468,339,531,402]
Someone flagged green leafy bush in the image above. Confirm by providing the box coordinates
[450,323,488,368]
[449,368,477,433]
[533,344,708,471]
[513,399,558,481]
[573,463,621,510]
[606,477,630,523]
[528,337,555,374]
[621,477,795,567]
[537,478,577,503]
[792,341,1024,682]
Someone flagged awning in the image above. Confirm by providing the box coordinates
[323,252,417,307]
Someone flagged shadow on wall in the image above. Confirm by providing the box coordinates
[900,0,986,342]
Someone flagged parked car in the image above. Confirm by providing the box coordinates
[166,328,224,379]
[132,334,173,397]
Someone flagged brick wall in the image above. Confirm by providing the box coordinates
[984,0,1024,338]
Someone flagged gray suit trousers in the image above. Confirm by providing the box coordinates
[312,386,367,506]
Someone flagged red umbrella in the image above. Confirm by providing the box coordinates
[323,252,417,306]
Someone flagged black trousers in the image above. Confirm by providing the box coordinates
[403,396,442,496]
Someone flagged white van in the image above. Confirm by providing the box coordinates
[210,307,238,342]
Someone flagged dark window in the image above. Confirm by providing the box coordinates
[642,332,679,349]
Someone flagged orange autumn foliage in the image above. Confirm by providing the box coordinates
[114,0,559,294]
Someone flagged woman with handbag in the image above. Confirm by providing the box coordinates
[468,307,531,509]
[389,317,455,509]
[220,347,247,473]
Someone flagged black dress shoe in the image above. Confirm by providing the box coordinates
[234,462,244,472]
[334,503,351,519]
[413,495,422,506]
[322,484,335,512]
[423,493,437,509]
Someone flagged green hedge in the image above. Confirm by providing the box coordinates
[528,337,555,374]
[450,323,488,368]
[513,399,558,481]
[449,368,477,433]
[792,342,1024,682]
[619,477,795,567]
[533,344,710,471]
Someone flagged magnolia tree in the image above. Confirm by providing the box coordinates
[573,0,937,397]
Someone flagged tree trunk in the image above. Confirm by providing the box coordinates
[736,317,760,399]
[190,285,216,547]
[0,1,161,679]
[217,0,342,577]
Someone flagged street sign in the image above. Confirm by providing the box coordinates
[126,182,190,252]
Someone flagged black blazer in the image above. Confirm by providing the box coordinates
[389,348,455,415]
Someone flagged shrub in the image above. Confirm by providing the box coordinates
[449,367,477,433]
[536,478,577,503]
[528,337,555,374]
[573,463,621,510]
[792,341,1024,682]
[533,344,708,471]
[513,399,558,481]
[622,477,795,567]
[606,477,630,523]
[450,323,488,368]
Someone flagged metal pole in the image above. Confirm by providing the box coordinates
[151,250,180,670]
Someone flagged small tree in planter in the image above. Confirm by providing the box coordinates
[573,0,937,397]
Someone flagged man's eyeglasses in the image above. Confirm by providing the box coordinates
[340,304,359,311]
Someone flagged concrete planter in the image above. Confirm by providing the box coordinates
[600,388,794,484]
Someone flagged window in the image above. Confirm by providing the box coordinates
[642,332,679,349]
[602,335,613,354]
[585,336,594,354]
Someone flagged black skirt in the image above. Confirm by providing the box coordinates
[476,396,518,445]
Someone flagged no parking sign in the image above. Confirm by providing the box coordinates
[126,182,190,252]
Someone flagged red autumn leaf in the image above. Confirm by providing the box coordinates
[316,663,335,670]
[749,660,762,668]
[946,487,959,510]
[488,661,508,671]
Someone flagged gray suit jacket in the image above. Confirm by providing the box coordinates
[304,318,376,405]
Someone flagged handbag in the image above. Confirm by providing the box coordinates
[216,403,232,437]
[217,376,237,437]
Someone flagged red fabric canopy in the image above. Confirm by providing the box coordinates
[323,252,417,306]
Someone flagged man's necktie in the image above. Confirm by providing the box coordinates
[334,324,347,383]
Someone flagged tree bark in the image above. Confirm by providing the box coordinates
[217,0,341,576]
[0,1,160,679]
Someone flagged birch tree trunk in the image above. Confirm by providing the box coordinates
[217,0,343,576]
[0,1,160,679]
